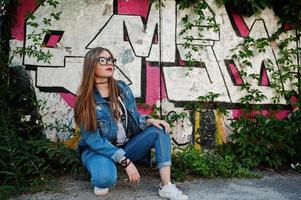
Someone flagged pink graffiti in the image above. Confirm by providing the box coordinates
[11,0,36,40]
[290,96,299,111]
[13,0,298,118]
[117,0,150,20]
[229,63,243,85]
[283,23,297,31]
[117,0,164,115]
[46,34,61,47]
[59,92,76,108]
[232,109,290,120]
[58,0,157,110]
[178,56,185,66]
[137,62,167,115]
[230,11,249,37]
[260,68,269,86]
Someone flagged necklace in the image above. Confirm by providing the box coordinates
[95,81,108,84]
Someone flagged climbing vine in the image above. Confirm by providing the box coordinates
[231,31,300,106]
[169,0,301,172]
[215,0,301,28]
[0,1,83,199]
[178,0,220,75]
[10,0,61,63]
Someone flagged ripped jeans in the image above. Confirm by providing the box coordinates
[81,126,171,188]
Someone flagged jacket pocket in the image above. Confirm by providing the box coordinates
[97,119,111,139]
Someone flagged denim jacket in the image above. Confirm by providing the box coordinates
[77,80,149,163]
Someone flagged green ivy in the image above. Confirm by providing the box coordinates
[184,92,228,116]
[173,0,301,174]
[171,145,260,181]
[10,0,62,63]
[0,82,84,200]
[215,0,301,28]
[178,0,220,75]
[0,1,85,199]
[229,25,301,170]
[231,31,300,104]
[226,108,301,169]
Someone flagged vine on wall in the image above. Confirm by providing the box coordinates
[178,0,220,75]
[215,0,301,28]
[231,32,300,106]
[0,1,83,199]
[10,0,61,63]
[161,0,301,173]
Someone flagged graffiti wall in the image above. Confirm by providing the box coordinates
[10,0,299,148]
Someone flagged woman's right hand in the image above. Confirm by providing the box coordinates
[125,162,140,183]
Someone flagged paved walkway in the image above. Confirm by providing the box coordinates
[13,168,301,200]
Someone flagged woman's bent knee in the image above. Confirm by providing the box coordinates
[83,152,118,188]
[148,125,168,136]
[91,171,117,188]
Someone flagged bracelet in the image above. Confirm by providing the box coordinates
[120,158,131,168]
[145,116,152,125]
[145,115,152,121]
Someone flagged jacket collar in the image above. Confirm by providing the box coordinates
[93,82,126,104]
[93,86,107,104]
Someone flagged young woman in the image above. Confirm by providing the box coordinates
[74,47,188,200]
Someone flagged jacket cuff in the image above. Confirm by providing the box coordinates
[111,148,126,163]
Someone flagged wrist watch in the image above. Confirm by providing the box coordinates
[145,115,152,122]
[120,157,131,168]
[144,115,151,121]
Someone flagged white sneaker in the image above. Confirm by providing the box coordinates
[159,182,188,200]
[94,186,109,196]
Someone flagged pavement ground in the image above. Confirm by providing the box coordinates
[12,166,301,200]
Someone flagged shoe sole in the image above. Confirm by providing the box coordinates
[94,188,109,196]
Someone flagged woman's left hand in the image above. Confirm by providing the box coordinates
[146,118,171,133]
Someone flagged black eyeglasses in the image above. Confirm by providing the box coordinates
[98,57,117,66]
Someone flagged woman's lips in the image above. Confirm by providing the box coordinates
[106,68,112,71]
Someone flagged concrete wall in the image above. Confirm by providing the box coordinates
[10,0,299,148]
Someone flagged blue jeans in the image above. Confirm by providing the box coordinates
[81,126,171,188]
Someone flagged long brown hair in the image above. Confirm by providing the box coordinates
[74,47,121,131]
